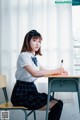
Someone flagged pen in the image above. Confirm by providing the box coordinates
[61,59,63,67]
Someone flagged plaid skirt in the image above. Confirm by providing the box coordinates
[11,80,53,110]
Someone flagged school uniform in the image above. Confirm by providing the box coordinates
[11,51,63,120]
[11,51,53,110]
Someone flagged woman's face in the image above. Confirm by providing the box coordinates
[30,37,41,53]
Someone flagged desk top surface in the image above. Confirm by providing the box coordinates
[45,74,80,78]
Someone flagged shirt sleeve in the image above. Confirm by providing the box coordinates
[18,53,32,67]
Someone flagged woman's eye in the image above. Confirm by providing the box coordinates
[33,39,36,42]
[39,41,41,43]
[33,39,41,43]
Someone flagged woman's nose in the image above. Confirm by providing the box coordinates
[36,42,39,46]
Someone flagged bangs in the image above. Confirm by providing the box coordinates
[32,36,42,41]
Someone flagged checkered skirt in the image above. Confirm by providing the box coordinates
[11,80,52,110]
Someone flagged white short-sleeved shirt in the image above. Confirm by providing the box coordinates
[15,52,40,82]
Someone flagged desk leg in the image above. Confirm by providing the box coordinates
[77,78,80,112]
[45,81,51,120]
[52,92,54,98]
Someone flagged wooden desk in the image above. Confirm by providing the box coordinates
[45,75,80,120]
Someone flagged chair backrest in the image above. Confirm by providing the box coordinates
[0,75,9,102]
[0,75,7,88]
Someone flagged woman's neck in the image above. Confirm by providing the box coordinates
[31,51,35,56]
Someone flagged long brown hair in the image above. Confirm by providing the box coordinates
[21,30,42,55]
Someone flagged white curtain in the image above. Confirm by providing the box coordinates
[0,0,73,100]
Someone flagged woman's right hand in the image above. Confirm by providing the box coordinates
[54,68,68,75]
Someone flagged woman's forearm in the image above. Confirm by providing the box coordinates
[24,65,67,77]
[32,69,59,77]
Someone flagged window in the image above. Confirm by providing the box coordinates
[72,5,80,75]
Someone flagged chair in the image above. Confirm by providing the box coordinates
[0,75,36,120]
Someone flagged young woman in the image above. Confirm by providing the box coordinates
[11,30,68,120]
